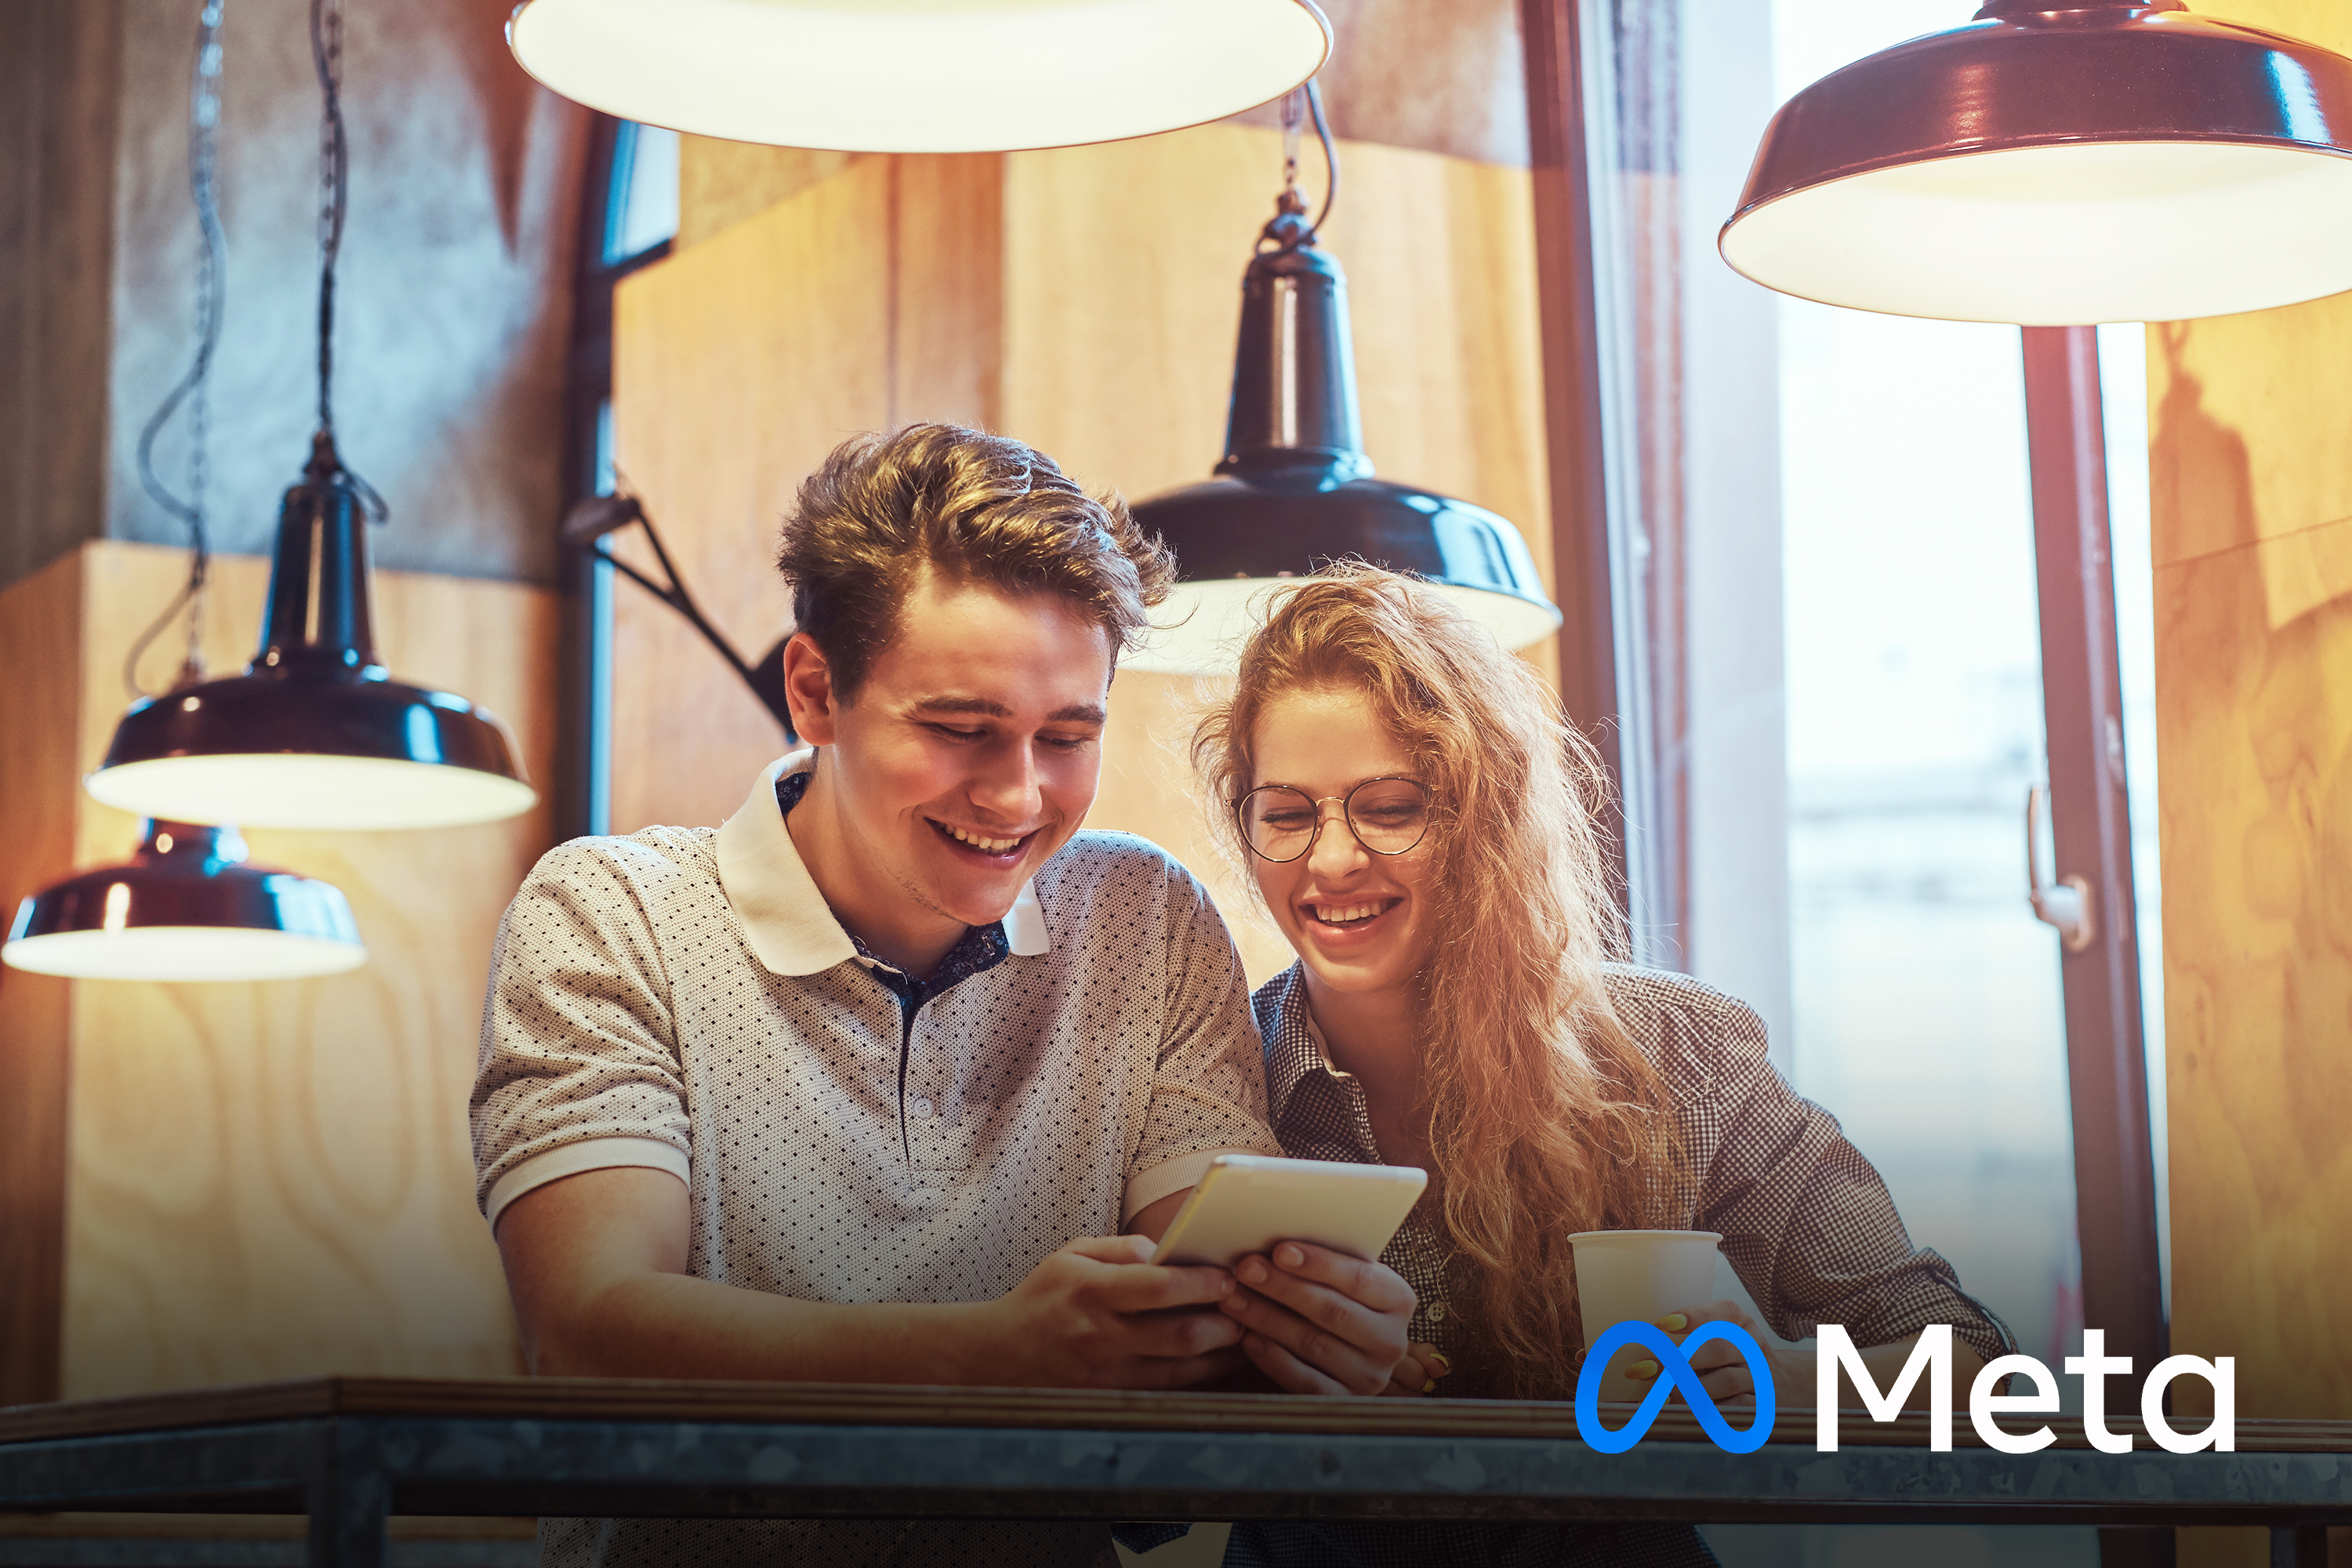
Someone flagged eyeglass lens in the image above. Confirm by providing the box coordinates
[1239,779,1431,862]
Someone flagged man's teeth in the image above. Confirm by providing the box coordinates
[1314,902,1390,925]
[944,823,1022,853]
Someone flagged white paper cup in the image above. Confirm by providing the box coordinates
[1566,1229,1723,1403]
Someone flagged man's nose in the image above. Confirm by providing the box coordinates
[969,737,1044,822]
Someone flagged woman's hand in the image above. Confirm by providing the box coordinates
[1218,1240,1416,1396]
[1379,1342,1454,1397]
[1627,1299,1796,1408]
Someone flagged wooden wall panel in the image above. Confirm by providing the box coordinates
[0,552,86,1404]
[677,140,862,253]
[44,541,554,1398]
[2147,10,2352,1552]
[609,158,896,834]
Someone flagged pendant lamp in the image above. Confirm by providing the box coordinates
[1125,92,1559,675]
[4,822,365,983]
[85,0,535,832]
[507,0,1330,154]
[1722,0,2352,325]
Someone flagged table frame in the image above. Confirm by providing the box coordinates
[2,1379,2344,1568]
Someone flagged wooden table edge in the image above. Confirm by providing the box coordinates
[2,1377,2344,1456]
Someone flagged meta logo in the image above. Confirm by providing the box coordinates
[1574,1320,1778,1453]
[1574,1323,2238,1456]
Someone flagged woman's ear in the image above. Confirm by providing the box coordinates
[782,632,840,745]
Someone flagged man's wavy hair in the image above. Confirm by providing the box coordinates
[1193,563,1686,1399]
[775,423,1174,700]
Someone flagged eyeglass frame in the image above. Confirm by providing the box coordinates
[1232,775,1436,864]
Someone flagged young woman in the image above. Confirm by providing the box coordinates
[1193,565,2015,1566]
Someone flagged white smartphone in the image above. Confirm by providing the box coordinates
[1149,1152,1428,1269]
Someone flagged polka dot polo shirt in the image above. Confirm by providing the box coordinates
[470,750,1279,1568]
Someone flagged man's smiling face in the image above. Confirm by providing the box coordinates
[786,568,1113,956]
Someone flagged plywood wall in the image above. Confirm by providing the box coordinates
[613,125,1551,984]
[0,540,554,1399]
[2147,8,2352,1562]
[0,551,87,1404]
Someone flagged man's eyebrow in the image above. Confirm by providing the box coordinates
[906,695,1105,725]
[909,695,1014,718]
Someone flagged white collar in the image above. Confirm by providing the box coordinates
[714,750,1051,977]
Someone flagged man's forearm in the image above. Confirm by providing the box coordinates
[531,1267,990,1383]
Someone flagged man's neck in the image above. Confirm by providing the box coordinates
[785,753,967,978]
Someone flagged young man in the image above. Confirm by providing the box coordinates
[471,425,1414,1566]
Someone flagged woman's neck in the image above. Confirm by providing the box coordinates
[1300,971,1429,1164]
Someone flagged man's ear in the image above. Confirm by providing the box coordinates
[782,631,840,746]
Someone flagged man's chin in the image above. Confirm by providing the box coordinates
[911,855,1036,929]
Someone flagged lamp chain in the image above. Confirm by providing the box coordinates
[126,0,228,698]
[310,0,387,521]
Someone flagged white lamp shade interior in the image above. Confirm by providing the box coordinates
[2,926,367,982]
[1123,578,1564,677]
[508,0,1331,152]
[1722,140,2352,325]
[85,754,539,832]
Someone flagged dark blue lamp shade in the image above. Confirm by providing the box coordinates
[1126,221,1559,673]
[4,821,365,982]
[84,437,535,831]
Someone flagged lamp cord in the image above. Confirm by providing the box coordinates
[310,0,387,521]
[1268,78,1338,252]
[126,0,227,699]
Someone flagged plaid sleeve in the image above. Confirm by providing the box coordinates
[470,840,692,1220]
[1681,999,2016,1367]
[1610,967,2016,1369]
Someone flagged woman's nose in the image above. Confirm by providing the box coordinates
[1303,803,1366,875]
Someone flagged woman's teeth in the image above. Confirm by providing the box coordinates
[1312,901,1392,927]
[942,823,1022,853]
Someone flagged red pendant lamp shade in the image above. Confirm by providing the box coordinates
[1721,1,2352,325]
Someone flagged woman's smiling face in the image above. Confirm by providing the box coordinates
[1246,686,1439,1002]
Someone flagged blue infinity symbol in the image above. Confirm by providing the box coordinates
[1573,1319,1777,1454]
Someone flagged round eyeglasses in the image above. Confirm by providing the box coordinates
[1235,777,1434,864]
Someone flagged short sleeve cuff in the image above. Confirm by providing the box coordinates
[1123,1147,1266,1225]
[485,1135,690,1229]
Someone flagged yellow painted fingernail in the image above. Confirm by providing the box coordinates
[1658,1314,1688,1332]
[1427,1352,1453,1374]
[1421,1377,1436,1394]
[1632,1359,1661,1379]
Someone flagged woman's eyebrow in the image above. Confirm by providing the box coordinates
[1253,774,1418,794]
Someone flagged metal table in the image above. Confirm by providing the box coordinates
[2,1378,2345,1567]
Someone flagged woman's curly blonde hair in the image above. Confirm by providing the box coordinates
[1194,563,1684,1399]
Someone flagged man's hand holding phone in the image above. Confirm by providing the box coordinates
[977,1234,1247,1390]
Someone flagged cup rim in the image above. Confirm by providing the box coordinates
[1565,1229,1723,1243]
